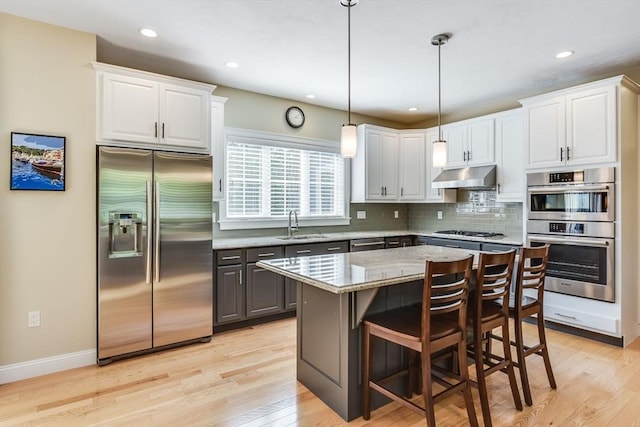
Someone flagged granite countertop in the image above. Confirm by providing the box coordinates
[257,245,480,294]
[213,230,522,250]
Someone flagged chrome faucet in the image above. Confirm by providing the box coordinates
[288,210,299,238]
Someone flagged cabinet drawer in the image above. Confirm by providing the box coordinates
[429,237,481,251]
[247,246,284,263]
[350,238,386,252]
[544,302,618,335]
[285,241,348,257]
[216,249,244,266]
[481,242,521,253]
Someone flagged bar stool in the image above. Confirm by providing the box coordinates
[490,244,557,406]
[362,255,478,426]
[469,250,522,426]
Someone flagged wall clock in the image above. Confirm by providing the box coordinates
[285,106,305,128]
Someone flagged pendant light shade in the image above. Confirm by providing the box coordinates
[340,0,358,158]
[431,33,449,168]
[341,124,358,157]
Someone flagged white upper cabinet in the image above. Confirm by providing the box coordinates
[443,117,495,168]
[522,78,618,169]
[494,109,524,202]
[211,96,229,201]
[351,125,399,202]
[398,132,426,200]
[94,62,216,153]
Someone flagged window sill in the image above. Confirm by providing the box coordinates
[218,216,351,231]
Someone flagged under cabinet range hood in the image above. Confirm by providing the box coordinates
[432,165,496,189]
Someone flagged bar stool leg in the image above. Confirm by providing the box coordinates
[536,313,557,389]
[514,315,533,406]
[420,345,437,426]
[502,321,523,411]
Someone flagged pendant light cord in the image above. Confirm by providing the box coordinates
[347,2,352,125]
[437,39,442,141]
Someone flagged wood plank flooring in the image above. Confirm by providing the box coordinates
[1,318,639,426]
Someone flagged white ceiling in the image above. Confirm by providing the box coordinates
[2,0,639,124]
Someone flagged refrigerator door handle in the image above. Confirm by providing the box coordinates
[146,181,153,284]
[154,181,161,283]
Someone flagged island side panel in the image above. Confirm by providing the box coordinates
[297,281,362,421]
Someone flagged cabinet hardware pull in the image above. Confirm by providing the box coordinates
[389,241,399,244]
[327,247,342,251]
[162,122,165,138]
[445,244,460,248]
[239,270,242,284]
[560,147,564,161]
[258,252,275,257]
[554,312,577,320]
[352,241,385,247]
[401,188,403,197]
[154,122,158,138]
[566,147,570,160]
[219,179,222,193]
[222,255,240,260]
[497,183,501,194]
[467,150,471,161]
[463,151,466,162]
[296,250,311,254]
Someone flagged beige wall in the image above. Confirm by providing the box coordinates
[0,13,96,365]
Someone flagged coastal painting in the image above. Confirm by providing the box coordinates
[11,132,66,191]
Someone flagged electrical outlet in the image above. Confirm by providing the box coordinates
[28,311,40,328]
[437,211,443,220]
[394,210,399,219]
[356,210,366,220]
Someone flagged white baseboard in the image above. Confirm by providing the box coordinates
[0,349,96,384]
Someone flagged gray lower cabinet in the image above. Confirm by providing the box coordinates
[284,241,349,310]
[349,238,386,252]
[413,235,431,246]
[429,237,482,251]
[215,249,245,325]
[384,236,413,248]
[246,246,284,318]
[481,242,521,252]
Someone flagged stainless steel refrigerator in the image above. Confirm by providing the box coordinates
[97,146,213,364]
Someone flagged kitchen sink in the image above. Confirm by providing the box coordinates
[277,234,325,240]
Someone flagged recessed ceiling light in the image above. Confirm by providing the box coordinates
[556,50,574,59]
[140,28,157,38]
[305,94,316,99]
[408,107,418,112]
[225,62,239,68]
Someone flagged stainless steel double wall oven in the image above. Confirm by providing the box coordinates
[526,167,615,302]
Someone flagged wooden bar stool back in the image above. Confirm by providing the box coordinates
[362,255,478,426]
[510,244,557,406]
[470,250,522,426]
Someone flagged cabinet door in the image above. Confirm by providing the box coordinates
[100,73,159,144]
[159,83,210,150]
[364,128,385,200]
[443,123,467,168]
[212,97,227,200]
[429,237,482,250]
[566,85,616,165]
[467,118,495,166]
[398,133,425,200]
[525,98,565,168]
[495,112,524,202]
[246,263,283,318]
[215,265,244,324]
[381,132,399,199]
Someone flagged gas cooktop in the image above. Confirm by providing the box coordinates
[434,230,505,238]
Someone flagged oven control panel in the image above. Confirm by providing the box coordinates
[549,171,584,183]
[549,222,584,234]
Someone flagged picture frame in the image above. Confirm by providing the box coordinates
[11,132,66,191]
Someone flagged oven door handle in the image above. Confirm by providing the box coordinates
[528,184,611,194]
[528,235,610,247]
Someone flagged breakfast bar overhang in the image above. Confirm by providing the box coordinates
[257,245,479,421]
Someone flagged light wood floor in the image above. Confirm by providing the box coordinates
[1,318,639,426]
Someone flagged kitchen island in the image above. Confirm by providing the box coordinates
[257,245,479,421]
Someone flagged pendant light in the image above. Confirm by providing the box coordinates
[340,0,358,158]
[431,33,449,168]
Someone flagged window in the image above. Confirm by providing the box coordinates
[219,129,349,230]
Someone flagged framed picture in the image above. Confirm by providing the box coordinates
[11,132,66,191]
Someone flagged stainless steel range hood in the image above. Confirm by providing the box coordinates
[432,165,496,189]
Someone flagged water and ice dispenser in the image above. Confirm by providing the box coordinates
[108,212,143,258]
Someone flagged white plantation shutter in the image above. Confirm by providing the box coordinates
[226,138,345,219]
